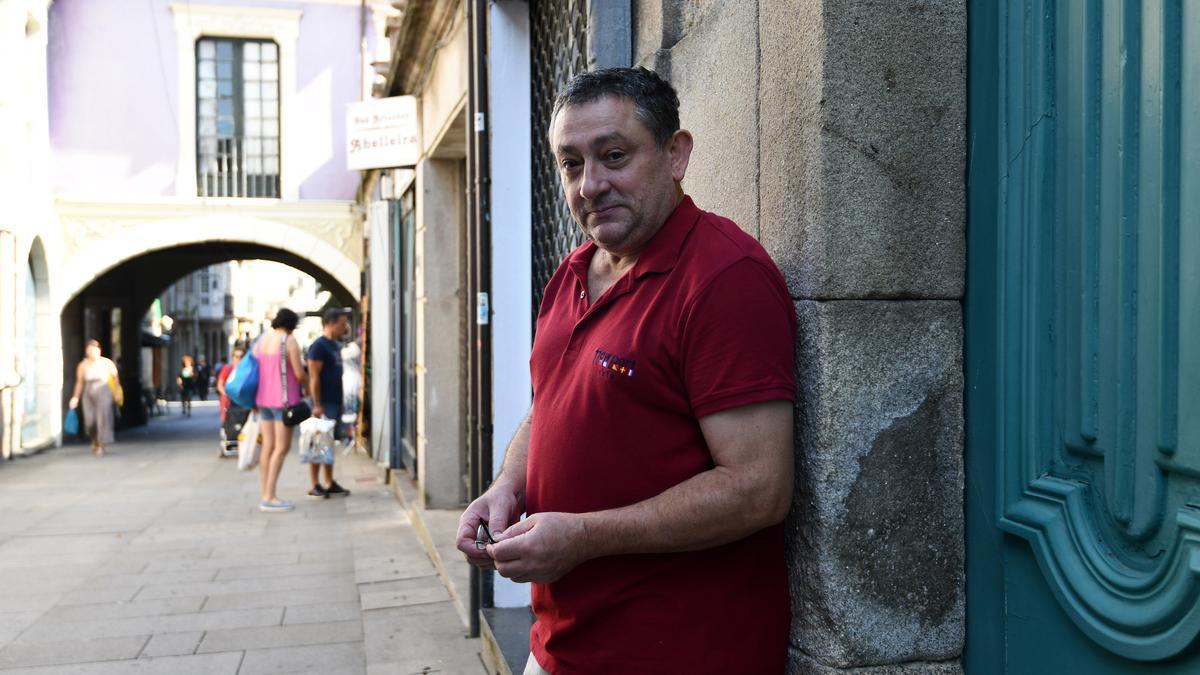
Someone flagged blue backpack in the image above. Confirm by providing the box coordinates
[224,341,260,409]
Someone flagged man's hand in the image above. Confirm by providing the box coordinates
[68,396,78,409]
[486,512,590,584]
[313,403,325,419]
[456,482,523,570]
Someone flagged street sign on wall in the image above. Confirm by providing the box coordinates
[346,96,420,171]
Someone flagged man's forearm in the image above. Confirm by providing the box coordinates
[576,401,793,558]
[577,462,790,559]
[494,412,532,494]
[308,359,322,405]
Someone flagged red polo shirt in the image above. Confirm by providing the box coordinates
[527,196,796,674]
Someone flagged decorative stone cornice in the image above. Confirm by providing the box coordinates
[52,196,363,310]
[384,0,460,96]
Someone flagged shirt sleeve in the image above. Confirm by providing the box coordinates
[681,258,796,419]
[306,340,325,364]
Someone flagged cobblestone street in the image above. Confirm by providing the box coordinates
[0,404,483,674]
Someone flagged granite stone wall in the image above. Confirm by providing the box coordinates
[631,1,967,671]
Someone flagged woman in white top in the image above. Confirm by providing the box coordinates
[68,339,121,456]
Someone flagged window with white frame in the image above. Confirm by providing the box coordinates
[196,37,280,198]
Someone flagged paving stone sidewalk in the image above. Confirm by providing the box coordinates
[0,404,484,674]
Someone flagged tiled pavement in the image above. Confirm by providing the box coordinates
[0,404,484,674]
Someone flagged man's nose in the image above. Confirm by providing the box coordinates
[578,162,609,201]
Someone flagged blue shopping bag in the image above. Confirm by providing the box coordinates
[63,408,79,435]
[224,347,260,409]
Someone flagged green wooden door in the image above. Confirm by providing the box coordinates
[967,1,1200,672]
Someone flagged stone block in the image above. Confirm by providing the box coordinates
[359,575,451,611]
[44,597,206,622]
[759,0,965,299]
[669,0,759,234]
[12,652,244,675]
[0,635,147,669]
[140,631,203,658]
[196,619,363,653]
[788,649,962,675]
[362,602,474,668]
[214,560,353,582]
[354,551,437,585]
[282,601,363,626]
[17,607,284,644]
[788,300,963,667]
[238,642,366,675]
[200,583,359,613]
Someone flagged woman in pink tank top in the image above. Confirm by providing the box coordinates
[254,308,307,513]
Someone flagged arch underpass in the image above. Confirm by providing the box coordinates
[52,198,362,432]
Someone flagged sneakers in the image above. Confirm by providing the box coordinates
[325,481,351,497]
[259,499,294,512]
[308,485,329,500]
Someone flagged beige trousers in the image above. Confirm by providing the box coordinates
[523,652,550,675]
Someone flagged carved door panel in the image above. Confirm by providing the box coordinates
[968,1,1200,671]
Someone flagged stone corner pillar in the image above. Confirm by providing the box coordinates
[759,0,968,672]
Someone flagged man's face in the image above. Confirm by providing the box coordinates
[331,315,350,340]
[85,344,100,359]
[551,96,689,255]
[231,350,244,365]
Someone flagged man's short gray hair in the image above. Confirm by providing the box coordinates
[550,67,680,148]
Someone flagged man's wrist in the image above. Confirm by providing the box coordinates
[576,511,614,560]
[490,471,525,499]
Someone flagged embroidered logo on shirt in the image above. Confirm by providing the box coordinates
[593,349,636,380]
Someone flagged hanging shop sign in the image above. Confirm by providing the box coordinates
[346,96,420,170]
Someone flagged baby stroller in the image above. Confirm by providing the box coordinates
[219,405,251,458]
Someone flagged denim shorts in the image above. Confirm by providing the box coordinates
[321,403,343,439]
[258,407,284,421]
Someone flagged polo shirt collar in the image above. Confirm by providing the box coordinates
[632,195,700,279]
[565,195,701,285]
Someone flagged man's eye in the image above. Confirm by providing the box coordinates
[560,159,579,171]
[606,151,625,162]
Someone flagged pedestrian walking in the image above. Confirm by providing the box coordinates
[195,356,211,400]
[254,309,307,513]
[177,355,195,417]
[457,67,796,675]
[304,308,352,499]
[68,339,122,456]
[215,347,244,423]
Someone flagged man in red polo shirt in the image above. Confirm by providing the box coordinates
[457,67,795,674]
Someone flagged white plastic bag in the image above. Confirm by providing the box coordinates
[237,411,261,471]
[298,416,336,465]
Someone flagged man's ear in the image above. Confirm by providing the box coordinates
[668,129,694,183]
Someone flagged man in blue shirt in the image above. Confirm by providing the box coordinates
[306,308,352,499]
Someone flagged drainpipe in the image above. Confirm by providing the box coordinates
[465,0,493,639]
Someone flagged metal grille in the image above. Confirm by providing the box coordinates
[530,0,587,318]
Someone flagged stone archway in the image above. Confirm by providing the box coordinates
[53,199,362,314]
[52,198,362,432]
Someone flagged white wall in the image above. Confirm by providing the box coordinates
[488,0,533,610]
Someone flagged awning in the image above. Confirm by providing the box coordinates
[141,328,170,348]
